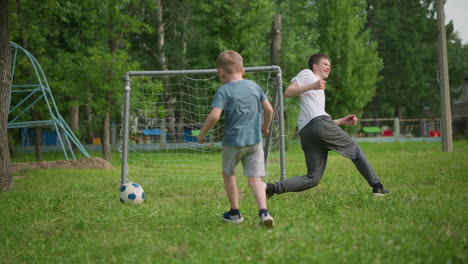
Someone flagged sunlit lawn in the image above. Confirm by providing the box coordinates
[1,141,467,263]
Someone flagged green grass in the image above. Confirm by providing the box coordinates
[2,141,467,263]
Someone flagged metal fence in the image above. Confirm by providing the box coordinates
[355,118,442,142]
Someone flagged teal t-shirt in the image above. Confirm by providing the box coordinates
[211,79,266,147]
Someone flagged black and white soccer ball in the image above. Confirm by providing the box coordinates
[120,182,145,204]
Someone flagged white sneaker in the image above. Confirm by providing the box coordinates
[260,212,274,229]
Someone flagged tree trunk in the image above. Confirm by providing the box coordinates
[165,98,177,142]
[156,0,168,71]
[155,0,177,142]
[372,97,379,119]
[8,132,16,159]
[271,13,282,65]
[18,0,43,161]
[70,103,79,132]
[32,108,42,161]
[70,103,79,151]
[86,96,94,144]
[102,2,129,162]
[176,115,184,142]
[102,95,112,162]
[0,0,13,191]
[181,19,187,68]
[396,105,406,119]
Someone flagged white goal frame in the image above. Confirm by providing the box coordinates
[120,66,286,185]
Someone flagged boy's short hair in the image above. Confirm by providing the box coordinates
[308,53,330,72]
[216,50,244,74]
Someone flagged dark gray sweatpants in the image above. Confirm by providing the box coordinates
[271,115,381,194]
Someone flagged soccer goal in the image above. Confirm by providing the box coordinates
[119,67,286,185]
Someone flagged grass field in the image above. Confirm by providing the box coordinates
[1,141,467,263]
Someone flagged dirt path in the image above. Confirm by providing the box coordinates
[12,157,115,173]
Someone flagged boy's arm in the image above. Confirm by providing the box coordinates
[284,80,326,98]
[261,99,273,134]
[334,114,358,125]
[198,107,223,144]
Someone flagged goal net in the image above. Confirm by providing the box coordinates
[119,67,286,184]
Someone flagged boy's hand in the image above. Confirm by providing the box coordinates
[334,115,358,125]
[197,135,206,144]
[343,114,358,125]
[313,80,326,90]
[262,127,269,135]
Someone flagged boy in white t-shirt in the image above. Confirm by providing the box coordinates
[265,53,389,197]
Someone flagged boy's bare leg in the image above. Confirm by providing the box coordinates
[248,177,267,210]
[223,172,239,209]
[249,176,274,228]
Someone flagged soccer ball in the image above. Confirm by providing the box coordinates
[120,182,145,204]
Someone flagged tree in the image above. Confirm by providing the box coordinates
[445,21,467,100]
[187,0,274,68]
[8,0,106,153]
[128,0,197,71]
[154,0,179,142]
[8,0,54,161]
[271,11,282,66]
[0,0,13,191]
[316,0,382,132]
[18,0,148,161]
[15,0,44,161]
[365,0,439,118]
[129,0,276,141]
[270,0,319,142]
[277,0,318,78]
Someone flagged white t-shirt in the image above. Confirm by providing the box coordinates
[291,69,329,132]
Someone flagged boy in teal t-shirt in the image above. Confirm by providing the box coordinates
[197,50,275,228]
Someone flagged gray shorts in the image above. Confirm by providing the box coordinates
[222,143,265,177]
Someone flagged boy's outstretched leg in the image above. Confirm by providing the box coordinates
[351,146,389,196]
[371,182,389,196]
[264,182,276,199]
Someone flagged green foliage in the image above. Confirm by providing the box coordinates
[40,51,88,112]
[8,0,149,147]
[315,0,382,133]
[81,47,140,118]
[3,141,467,262]
[189,0,274,68]
[275,1,318,142]
[365,0,439,118]
[278,0,319,79]
[130,78,166,120]
[6,0,468,147]
[446,21,468,101]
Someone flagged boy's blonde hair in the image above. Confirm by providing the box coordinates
[216,50,243,74]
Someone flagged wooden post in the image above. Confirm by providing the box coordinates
[394,117,400,142]
[436,0,453,152]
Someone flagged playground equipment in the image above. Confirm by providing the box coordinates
[8,42,89,160]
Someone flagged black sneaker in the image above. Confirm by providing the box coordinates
[263,182,275,199]
[223,211,244,224]
[372,183,389,196]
